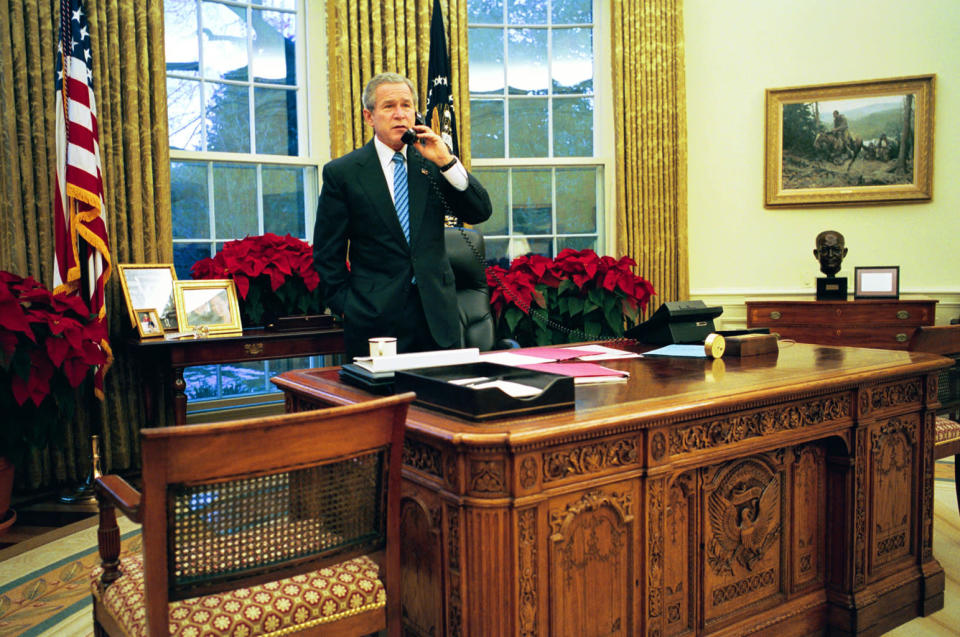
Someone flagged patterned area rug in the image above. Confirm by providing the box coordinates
[0,467,956,637]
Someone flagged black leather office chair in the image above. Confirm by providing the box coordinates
[445,227,515,351]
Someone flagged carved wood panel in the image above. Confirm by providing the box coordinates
[664,473,695,636]
[869,416,918,574]
[702,457,783,626]
[790,445,825,592]
[400,488,444,637]
[548,487,635,637]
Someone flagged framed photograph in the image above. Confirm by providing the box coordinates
[117,264,180,331]
[134,308,164,339]
[173,279,243,336]
[764,75,934,207]
[854,266,900,299]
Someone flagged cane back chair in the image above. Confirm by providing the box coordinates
[90,392,414,637]
[909,325,960,510]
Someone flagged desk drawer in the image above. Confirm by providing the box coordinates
[767,326,917,349]
[747,301,935,326]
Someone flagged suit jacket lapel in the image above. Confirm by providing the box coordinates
[357,141,408,247]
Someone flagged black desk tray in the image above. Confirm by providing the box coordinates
[339,364,395,395]
[394,362,575,421]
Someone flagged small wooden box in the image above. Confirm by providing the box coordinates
[724,333,779,357]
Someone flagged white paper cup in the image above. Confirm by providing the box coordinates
[369,337,397,357]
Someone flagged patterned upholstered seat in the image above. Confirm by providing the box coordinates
[90,393,413,637]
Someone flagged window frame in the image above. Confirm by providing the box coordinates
[468,0,615,259]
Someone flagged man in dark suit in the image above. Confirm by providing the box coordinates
[313,72,493,360]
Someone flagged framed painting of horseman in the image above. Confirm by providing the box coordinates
[764,75,934,207]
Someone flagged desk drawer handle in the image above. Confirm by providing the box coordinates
[895,333,908,343]
[896,310,910,320]
[244,343,264,356]
[769,311,782,320]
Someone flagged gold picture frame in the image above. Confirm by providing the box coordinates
[764,74,934,207]
[173,279,243,336]
[134,307,164,339]
[117,263,180,331]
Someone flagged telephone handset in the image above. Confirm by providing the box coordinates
[401,112,426,145]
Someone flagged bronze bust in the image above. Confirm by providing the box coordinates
[813,230,847,278]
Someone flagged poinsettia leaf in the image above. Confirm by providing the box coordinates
[567,296,584,317]
[505,306,525,335]
[583,319,602,340]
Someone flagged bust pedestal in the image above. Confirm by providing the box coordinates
[816,276,847,300]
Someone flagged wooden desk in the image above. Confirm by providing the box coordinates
[746,298,937,349]
[132,327,343,425]
[273,344,949,636]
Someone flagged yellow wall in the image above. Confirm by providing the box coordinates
[684,0,960,323]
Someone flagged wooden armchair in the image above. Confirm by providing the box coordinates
[90,392,414,637]
[909,325,960,510]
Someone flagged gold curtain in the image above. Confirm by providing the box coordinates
[0,0,172,489]
[326,0,472,166]
[611,0,688,307]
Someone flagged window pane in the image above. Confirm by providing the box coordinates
[184,364,220,400]
[174,242,213,279]
[552,28,593,94]
[201,1,248,81]
[519,237,553,258]
[471,99,505,158]
[468,0,502,23]
[252,9,296,85]
[485,238,509,267]
[512,169,551,234]
[221,361,268,397]
[165,0,199,76]
[468,28,504,95]
[557,235,596,252]
[253,0,296,9]
[552,0,592,24]
[553,97,593,156]
[255,87,297,155]
[508,99,548,157]
[213,164,257,238]
[262,166,305,236]
[556,167,597,233]
[507,28,547,95]
[473,168,508,235]
[171,161,210,239]
[507,0,546,24]
[206,83,250,153]
[167,78,202,150]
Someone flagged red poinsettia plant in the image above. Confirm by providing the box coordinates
[486,248,656,346]
[0,271,108,467]
[191,233,324,326]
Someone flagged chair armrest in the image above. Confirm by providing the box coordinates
[95,474,142,523]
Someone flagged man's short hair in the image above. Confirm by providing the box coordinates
[362,73,418,111]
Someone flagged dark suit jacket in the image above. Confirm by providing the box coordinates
[312,140,492,357]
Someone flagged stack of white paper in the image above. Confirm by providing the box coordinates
[353,348,480,373]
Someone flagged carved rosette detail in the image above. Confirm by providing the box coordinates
[854,429,867,587]
[651,432,666,460]
[648,479,665,631]
[470,460,506,493]
[403,439,443,478]
[927,372,939,403]
[519,456,538,489]
[669,396,849,454]
[518,509,538,637]
[542,438,638,482]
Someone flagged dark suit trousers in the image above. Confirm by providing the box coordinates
[344,281,441,360]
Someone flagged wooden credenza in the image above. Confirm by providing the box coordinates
[273,344,949,636]
[746,298,937,349]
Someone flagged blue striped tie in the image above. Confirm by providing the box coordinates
[392,152,410,243]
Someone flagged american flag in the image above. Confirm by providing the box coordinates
[425,0,459,157]
[54,0,112,397]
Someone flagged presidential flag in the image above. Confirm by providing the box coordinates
[54,0,112,396]
[425,0,459,157]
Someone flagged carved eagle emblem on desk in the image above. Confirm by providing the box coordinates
[707,476,780,575]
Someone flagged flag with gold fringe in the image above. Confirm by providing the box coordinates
[426,0,459,157]
[54,0,112,397]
